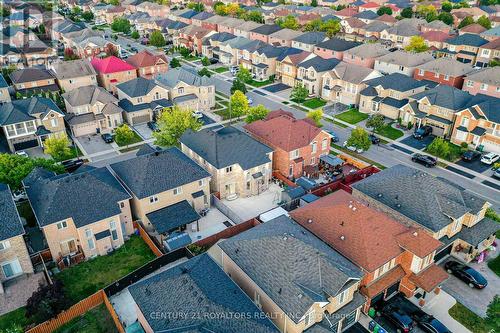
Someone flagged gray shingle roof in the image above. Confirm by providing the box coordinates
[129,253,279,333]
[298,56,340,72]
[25,167,131,228]
[417,57,474,77]
[364,73,427,92]
[0,183,24,241]
[292,31,327,44]
[50,59,96,80]
[345,42,390,58]
[10,68,54,84]
[376,50,434,67]
[62,85,117,107]
[411,85,472,111]
[146,199,200,234]
[251,24,282,35]
[315,38,361,51]
[110,147,210,199]
[0,97,63,126]
[445,33,488,47]
[116,77,159,98]
[352,165,487,233]
[0,75,7,88]
[155,67,212,88]
[218,215,362,323]
[180,126,272,170]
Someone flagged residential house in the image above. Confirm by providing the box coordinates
[359,21,391,40]
[322,62,382,106]
[451,8,489,26]
[91,56,138,94]
[474,37,500,68]
[201,15,229,32]
[353,10,380,24]
[291,190,447,311]
[380,20,422,47]
[462,67,500,98]
[0,43,23,69]
[244,110,330,179]
[201,32,237,60]
[10,68,59,96]
[50,58,98,92]
[359,73,428,120]
[341,17,367,35]
[268,29,304,47]
[297,56,341,95]
[116,77,171,125]
[249,25,283,44]
[103,6,127,25]
[24,167,133,264]
[155,67,216,111]
[109,148,211,246]
[1,27,37,49]
[129,253,279,333]
[291,32,327,52]
[342,43,390,68]
[175,25,215,54]
[63,85,123,137]
[217,17,246,35]
[351,165,499,264]
[136,1,169,17]
[421,20,451,34]
[0,98,66,152]
[233,21,263,38]
[438,33,489,64]
[0,75,11,103]
[0,183,34,286]
[459,23,487,36]
[481,26,500,41]
[210,215,364,333]
[313,38,362,60]
[276,50,313,87]
[248,46,303,82]
[413,57,474,88]
[180,126,273,200]
[374,50,434,76]
[22,39,57,68]
[125,50,169,79]
[421,31,455,50]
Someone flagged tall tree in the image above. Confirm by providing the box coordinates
[405,36,429,53]
[149,30,166,47]
[307,109,323,127]
[230,78,247,94]
[290,84,309,103]
[320,19,341,38]
[114,125,135,146]
[111,17,131,34]
[276,15,300,30]
[236,66,252,83]
[458,16,474,28]
[377,6,393,16]
[81,11,94,22]
[441,1,452,12]
[477,16,492,29]
[438,12,453,25]
[43,135,72,162]
[346,127,371,151]
[187,2,204,12]
[229,90,249,118]
[154,106,202,146]
[246,105,270,123]
[170,58,181,68]
[400,7,413,18]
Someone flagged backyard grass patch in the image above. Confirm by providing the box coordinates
[213,67,228,73]
[375,123,404,140]
[53,304,118,333]
[115,130,143,147]
[335,109,368,124]
[302,98,327,109]
[448,302,493,333]
[0,307,32,332]
[55,236,155,303]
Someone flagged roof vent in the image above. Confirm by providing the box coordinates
[377,193,383,197]
[298,293,303,299]
[340,235,345,241]
[413,231,418,237]
[352,207,357,211]
[154,151,160,156]
[307,219,313,224]
[396,203,401,208]
[340,221,344,226]
[278,288,282,294]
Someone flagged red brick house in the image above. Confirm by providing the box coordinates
[413,57,474,88]
[125,50,168,79]
[244,110,331,179]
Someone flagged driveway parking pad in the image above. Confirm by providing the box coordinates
[455,159,492,173]
[263,83,290,93]
[399,135,435,150]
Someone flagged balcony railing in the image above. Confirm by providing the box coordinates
[56,245,85,270]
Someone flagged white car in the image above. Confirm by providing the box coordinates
[480,152,500,165]
[15,151,29,158]
[12,189,27,202]
[343,141,364,154]
[247,97,253,105]
[192,111,203,119]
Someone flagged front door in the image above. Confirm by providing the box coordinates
[225,183,235,195]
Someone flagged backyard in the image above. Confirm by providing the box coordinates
[335,109,369,124]
[53,304,117,333]
[0,307,32,332]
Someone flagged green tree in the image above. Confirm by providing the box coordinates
[170,57,181,68]
[187,2,204,11]
[244,11,264,23]
[320,19,341,38]
[290,83,309,103]
[246,105,270,123]
[276,15,300,30]
[0,6,10,17]
[307,109,323,127]
[377,6,393,16]
[489,59,500,67]
[477,16,492,29]
[426,11,438,22]
[347,127,371,151]
[230,78,247,94]
[416,5,436,19]
[304,18,322,32]
[311,0,318,6]
[131,30,140,39]
[201,56,211,66]
[236,66,252,83]
[198,67,211,77]
[149,30,166,47]
[43,135,72,162]
[486,295,500,333]
[229,90,249,118]
[458,16,474,28]
[81,11,94,22]
[111,17,131,34]
[401,7,413,18]
[441,1,452,12]
[366,114,385,132]
[153,106,203,146]
[114,125,135,146]
[405,36,429,52]
[179,46,191,58]
[438,12,454,25]
[426,137,451,159]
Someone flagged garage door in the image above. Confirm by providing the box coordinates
[14,139,38,151]
[481,140,500,155]
[131,114,150,125]
[428,124,445,137]
[385,281,400,299]
[435,243,453,263]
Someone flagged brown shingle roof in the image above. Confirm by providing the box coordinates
[460,23,487,34]
[408,264,448,292]
[361,265,406,298]
[395,229,442,258]
[126,50,168,68]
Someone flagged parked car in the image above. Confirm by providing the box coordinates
[369,133,380,144]
[326,130,339,143]
[209,58,218,64]
[15,150,29,158]
[493,168,500,180]
[411,153,437,167]
[147,121,160,132]
[61,159,84,173]
[192,111,203,119]
[101,133,114,143]
[380,304,415,333]
[247,97,253,105]
[480,152,500,165]
[444,260,488,289]
[461,150,481,162]
[130,46,138,53]
[230,66,239,75]
[418,315,451,333]
[12,189,27,202]
[343,141,363,154]
[413,125,432,139]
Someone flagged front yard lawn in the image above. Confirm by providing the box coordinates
[448,302,497,333]
[335,109,368,124]
[488,255,500,277]
[55,236,155,303]
[213,67,228,73]
[375,123,404,140]
[425,138,463,162]
[247,79,274,87]
[215,108,239,120]
[302,98,327,109]
[53,304,118,333]
[115,130,143,147]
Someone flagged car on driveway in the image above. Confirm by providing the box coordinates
[413,126,432,140]
[192,111,203,119]
[461,150,481,162]
[61,159,84,173]
[493,168,500,180]
[147,121,160,132]
[101,133,114,143]
[418,315,450,333]
[15,150,29,158]
[480,152,499,165]
[444,260,488,289]
[411,153,437,167]
[369,133,380,144]
[326,130,339,143]
[380,303,416,333]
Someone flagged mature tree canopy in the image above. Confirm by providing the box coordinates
[438,12,454,25]
[405,36,429,53]
[290,84,309,103]
[276,15,300,30]
[149,30,166,47]
[170,57,181,68]
[154,106,202,146]
[111,17,131,34]
[246,105,270,123]
[114,125,135,146]
[477,16,492,29]
[198,68,211,77]
[347,127,371,151]
[307,109,323,127]
[201,56,211,66]
[230,78,247,94]
[377,6,393,16]
[131,30,140,39]
[43,135,72,162]
[236,66,252,83]
[441,1,452,12]
[229,91,249,118]
[81,11,94,22]
[187,2,204,12]
[401,7,413,18]
[320,19,341,38]
[366,114,385,132]
[458,16,475,28]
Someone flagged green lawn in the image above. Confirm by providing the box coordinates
[375,123,404,140]
[53,304,118,333]
[302,98,327,109]
[448,302,495,333]
[213,67,228,73]
[215,108,239,120]
[488,255,500,277]
[247,79,274,87]
[335,109,369,124]
[0,307,32,332]
[55,236,155,303]
[115,131,143,147]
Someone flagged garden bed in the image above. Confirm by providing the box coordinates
[335,109,368,124]
[115,131,143,147]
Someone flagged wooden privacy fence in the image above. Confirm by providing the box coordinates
[272,170,297,188]
[193,218,260,248]
[134,221,163,257]
[103,292,125,333]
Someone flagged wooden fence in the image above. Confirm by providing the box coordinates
[193,218,261,248]
[134,221,163,257]
[26,290,104,333]
[103,292,125,333]
[272,170,297,188]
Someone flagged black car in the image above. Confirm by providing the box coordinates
[461,150,481,162]
[209,58,218,64]
[444,260,488,289]
[418,315,451,333]
[61,159,84,173]
[326,130,339,143]
[411,153,437,167]
[101,133,114,143]
[413,125,432,139]
[380,304,415,333]
[147,121,160,132]
[493,168,500,180]
[369,133,380,144]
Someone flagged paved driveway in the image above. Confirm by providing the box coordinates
[75,134,113,155]
[399,135,435,150]
[263,83,290,93]
[133,123,153,140]
[440,255,499,317]
[455,158,492,174]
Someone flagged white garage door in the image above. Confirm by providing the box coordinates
[73,123,98,137]
[482,140,500,154]
[131,114,150,125]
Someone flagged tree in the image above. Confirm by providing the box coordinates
[347,127,371,151]
[187,2,204,12]
[153,106,202,146]
[477,16,492,29]
[229,90,249,118]
[26,280,71,324]
[486,295,500,333]
[131,30,140,39]
[111,17,131,34]
[307,109,323,127]
[114,124,135,146]
[246,105,270,123]
[149,30,166,47]
[290,83,309,103]
[311,0,318,6]
[441,1,452,12]
[201,56,211,66]
[401,7,413,18]
[63,48,79,61]
[416,5,436,19]
[458,16,474,28]
[426,137,451,159]
[243,11,264,23]
[425,11,438,22]
[0,6,10,17]
[276,15,300,30]
[377,6,393,16]
[320,19,341,38]
[405,36,429,53]
[230,78,247,94]
[236,66,252,83]
[304,18,322,32]
[437,12,453,25]
[198,67,211,77]
[179,46,191,58]
[366,114,385,132]
[81,11,94,22]
[43,135,72,162]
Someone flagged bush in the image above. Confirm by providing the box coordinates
[26,280,71,324]
[201,56,211,66]
[114,125,135,146]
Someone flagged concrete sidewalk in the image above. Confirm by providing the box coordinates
[420,290,472,333]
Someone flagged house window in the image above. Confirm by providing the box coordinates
[418,69,424,76]
[399,65,404,71]
[57,221,68,229]
[120,202,125,208]
[466,80,473,87]
[225,166,232,173]
[178,87,184,94]
[198,179,204,187]
[6,125,15,137]
[434,72,439,78]
[50,118,58,127]
[26,121,35,132]
[15,123,26,135]
[173,187,182,195]
[1,259,22,278]
[304,310,315,327]
[85,229,95,250]
[371,101,380,112]
[0,240,11,251]
[137,97,143,103]
[311,141,317,153]
[254,291,262,309]
[289,164,293,177]
[322,138,328,150]
[444,75,449,81]
[149,195,159,204]
[155,92,160,100]
[290,149,299,159]
[480,83,488,91]
[110,221,118,241]
[338,289,348,304]
[481,49,490,57]
[311,157,315,164]
[461,117,469,127]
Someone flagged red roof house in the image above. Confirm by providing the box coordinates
[91,56,137,94]
[125,50,169,78]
